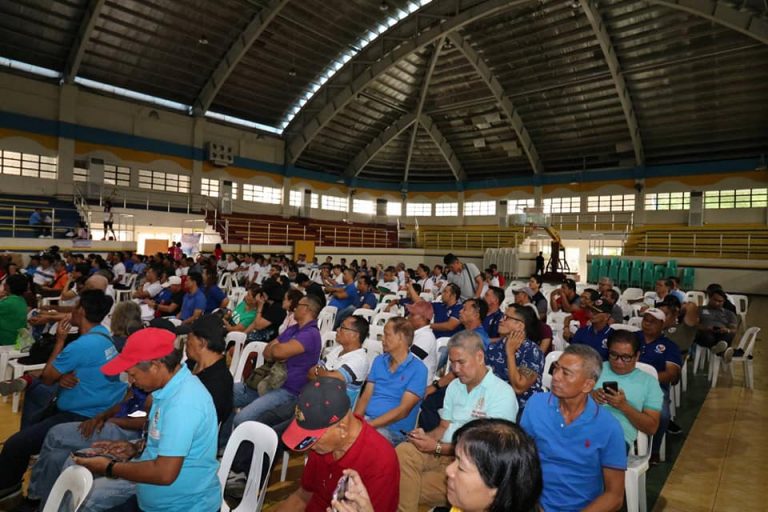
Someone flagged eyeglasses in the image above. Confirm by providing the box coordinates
[295,303,310,309]
[502,315,524,323]
[608,351,635,363]
[337,326,359,334]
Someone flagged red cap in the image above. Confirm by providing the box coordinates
[101,327,176,376]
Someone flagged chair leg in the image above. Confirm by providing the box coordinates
[681,359,688,392]
[659,434,666,462]
[746,361,753,389]
[638,471,647,512]
[711,356,720,388]
[12,363,22,413]
[279,451,290,482]
[625,472,639,512]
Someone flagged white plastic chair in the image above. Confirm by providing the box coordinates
[226,332,248,377]
[625,431,652,512]
[542,351,563,390]
[218,421,278,512]
[727,294,749,324]
[684,291,706,307]
[628,317,644,330]
[371,312,395,328]
[380,294,398,306]
[419,292,433,302]
[621,288,645,303]
[232,342,267,384]
[363,337,384,367]
[228,287,247,308]
[317,306,338,335]
[611,323,641,333]
[43,464,93,512]
[728,326,760,389]
[8,360,46,413]
[352,308,375,323]
[634,362,666,462]
[322,330,338,351]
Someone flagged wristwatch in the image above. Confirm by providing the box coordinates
[105,460,118,479]
[434,441,442,457]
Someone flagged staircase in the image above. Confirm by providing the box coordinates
[0,194,82,238]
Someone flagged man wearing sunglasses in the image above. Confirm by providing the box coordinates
[593,330,663,451]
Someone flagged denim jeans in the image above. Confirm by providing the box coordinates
[21,379,58,430]
[232,384,295,428]
[30,421,140,504]
[365,416,407,446]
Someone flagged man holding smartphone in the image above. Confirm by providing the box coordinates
[593,330,663,450]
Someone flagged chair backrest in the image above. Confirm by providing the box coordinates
[684,291,706,307]
[542,350,563,390]
[627,316,643,329]
[380,294,398,305]
[317,306,338,334]
[228,287,247,308]
[322,330,338,350]
[217,421,278,512]
[352,308,376,323]
[372,312,395,327]
[43,465,93,512]
[226,332,248,377]
[233,342,267,384]
[419,292,434,302]
[633,431,651,457]
[611,323,641,333]
[621,287,644,302]
[634,361,659,380]
[122,273,137,288]
[735,326,761,356]
[363,337,383,367]
[727,293,749,317]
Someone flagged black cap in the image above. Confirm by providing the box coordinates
[590,299,613,314]
[148,317,176,333]
[282,378,350,452]
[174,314,225,345]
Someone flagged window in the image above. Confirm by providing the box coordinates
[104,164,131,187]
[406,202,432,216]
[138,169,190,193]
[435,202,458,217]
[704,188,767,209]
[73,166,89,183]
[231,182,238,201]
[464,200,496,216]
[321,195,349,212]
[242,184,282,204]
[644,192,690,211]
[543,197,581,214]
[587,194,635,212]
[201,178,219,198]
[352,199,375,215]
[507,199,534,214]
[386,201,402,216]
[0,150,57,179]
[289,190,319,208]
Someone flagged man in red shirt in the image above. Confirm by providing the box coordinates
[277,378,399,512]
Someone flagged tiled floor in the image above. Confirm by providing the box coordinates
[653,295,768,512]
[2,297,766,511]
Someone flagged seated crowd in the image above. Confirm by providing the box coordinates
[0,248,746,512]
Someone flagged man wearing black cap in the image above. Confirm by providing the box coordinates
[566,299,615,361]
[295,273,327,309]
[275,378,399,512]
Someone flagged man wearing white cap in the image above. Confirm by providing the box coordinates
[636,307,682,461]
[147,275,183,318]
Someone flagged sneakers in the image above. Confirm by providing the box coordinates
[0,379,27,397]
[667,420,683,435]
[723,347,734,365]
[224,472,247,500]
[711,340,728,355]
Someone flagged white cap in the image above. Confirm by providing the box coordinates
[643,308,665,322]
[162,276,182,288]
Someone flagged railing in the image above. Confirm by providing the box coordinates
[549,212,634,233]
[630,230,768,260]
[7,206,56,237]
[417,230,523,251]
[96,187,206,214]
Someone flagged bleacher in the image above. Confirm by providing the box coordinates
[624,225,768,260]
[587,257,692,290]
[416,225,527,251]
[0,194,81,239]
[206,211,399,248]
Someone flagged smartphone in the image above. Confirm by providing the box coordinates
[72,448,115,460]
[332,474,350,504]
[399,430,409,437]
[603,381,619,393]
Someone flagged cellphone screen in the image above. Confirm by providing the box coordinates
[603,381,619,393]
[332,475,349,503]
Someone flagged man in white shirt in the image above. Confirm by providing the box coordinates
[311,315,371,404]
[132,266,163,300]
[32,254,56,289]
[109,252,126,286]
[406,301,438,383]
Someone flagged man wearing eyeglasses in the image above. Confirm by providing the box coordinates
[593,330,663,451]
[311,315,371,405]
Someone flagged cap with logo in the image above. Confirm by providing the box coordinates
[101,327,176,376]
[282,377,351,452]
[590,299,614,314]
[643,308,666,322]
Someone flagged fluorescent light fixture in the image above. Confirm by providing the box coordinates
[279,0,435,130]
[73,77,189,112]
[205,111,283,135]
[0,57,61,79]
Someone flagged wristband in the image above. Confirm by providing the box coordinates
[105,460,118,479]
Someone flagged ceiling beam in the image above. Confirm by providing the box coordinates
[285,0,532,164]
[580,0,644,166]
[419,113,467,181]
[405,38,444,183]
[193,0,291,115]
[650,0,768,45]
[447,32,543,174]
[345,111,419,177]
[64,0,106,82]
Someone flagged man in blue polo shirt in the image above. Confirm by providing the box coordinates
[431,283,463,339]
[73,327,220,512]
[355,275,378,310]
[396,330,517,512]
[354,317,427,445]
[326,268,359,329]
[178,271,206,324]
[482,286,505,341]
[635,307,682,460]
[521,344,626,512]
[566,299,614,360]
